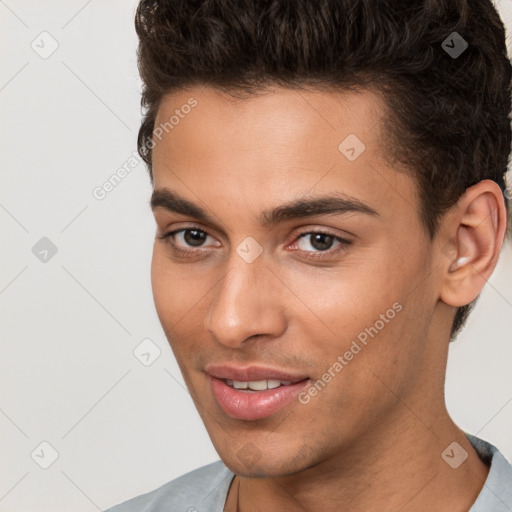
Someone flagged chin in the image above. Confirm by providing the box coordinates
[224,461,299,479]
[218,446,315,479]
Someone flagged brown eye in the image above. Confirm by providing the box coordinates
[299,233,337,251]
[182,229,208,247]
[291,230,353,260]
[157,227,219,257]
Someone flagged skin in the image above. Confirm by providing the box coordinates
[149,85,507,512]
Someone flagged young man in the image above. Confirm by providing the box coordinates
[106,0,512,510]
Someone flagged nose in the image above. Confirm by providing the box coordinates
[203,250,287,349]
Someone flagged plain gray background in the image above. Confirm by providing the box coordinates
[1,1,511,510]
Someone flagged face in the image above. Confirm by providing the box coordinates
[150,85,445,478]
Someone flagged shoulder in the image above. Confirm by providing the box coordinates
[466,434,512,512]
[103,460,234,512]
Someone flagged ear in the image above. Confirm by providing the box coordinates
[439,179,508,308]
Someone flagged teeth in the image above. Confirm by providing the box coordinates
[267,379,281,389]
[224,379,294,390]
[248,380,267,391]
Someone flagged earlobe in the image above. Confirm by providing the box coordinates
[439,180,507,308]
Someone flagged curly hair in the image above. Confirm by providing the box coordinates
[134,0,511,339]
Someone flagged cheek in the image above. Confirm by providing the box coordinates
[284,260,402,350]
[288,254,427,402]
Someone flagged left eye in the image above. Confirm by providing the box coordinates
[295,232,344,252]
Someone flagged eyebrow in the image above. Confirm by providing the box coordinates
[150,188,379,227]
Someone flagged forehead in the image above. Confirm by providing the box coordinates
[151,85,419,229]
[153,85,387,156]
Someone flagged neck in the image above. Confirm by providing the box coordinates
[234,410,489,512]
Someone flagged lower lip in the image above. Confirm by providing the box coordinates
[208,376,310,421]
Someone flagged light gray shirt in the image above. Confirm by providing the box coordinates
[104,434,512,511]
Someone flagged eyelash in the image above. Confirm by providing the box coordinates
[157,227,352,260]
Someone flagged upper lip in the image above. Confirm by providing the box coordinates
[205,364,309,383]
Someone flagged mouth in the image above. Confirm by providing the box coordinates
[223,378,298,391]
[205,364,310,421]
